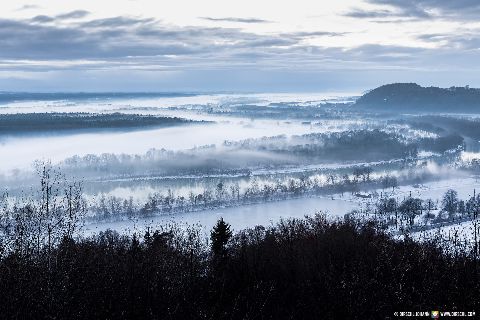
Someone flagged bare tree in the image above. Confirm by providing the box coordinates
[0,161,86,257]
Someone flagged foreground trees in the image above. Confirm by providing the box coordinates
[0,161,86,257]
[210,218,232,258]
[0,215,478,319]
[1,164,479,318]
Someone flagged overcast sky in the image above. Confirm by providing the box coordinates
[0,0,479,92]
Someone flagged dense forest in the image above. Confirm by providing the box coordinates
[412,116,480,140]
[54,128,461,180]
[0,214,478,319]
[0,113,204,135]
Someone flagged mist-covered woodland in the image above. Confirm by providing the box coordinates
[1,86,479,318]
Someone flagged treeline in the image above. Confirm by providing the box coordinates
[89,167,387,219]
[204,101,345,120]
[225,129,417,161]
[418,134,464,153]
[0,215,478,319]
[398,116,480,141]
[372,189,480,229]
[0,112,201,135]
[58,129,462,179]
[4,159,439,224]
[463,159,480,172]
[88,165,419,221]
[60,148,258,178]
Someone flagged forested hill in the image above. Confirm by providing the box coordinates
[354,83,480,113]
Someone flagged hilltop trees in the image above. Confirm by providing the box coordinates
[355,82,480,113]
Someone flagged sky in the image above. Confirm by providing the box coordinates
[0,0,479,92]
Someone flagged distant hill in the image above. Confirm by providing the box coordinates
[354,83,480,113]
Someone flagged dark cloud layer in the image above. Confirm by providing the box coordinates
[0,14,349,63]
[0,10,472,69]
[0,10,479,91]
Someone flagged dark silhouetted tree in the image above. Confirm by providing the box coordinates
[210,218,232,257]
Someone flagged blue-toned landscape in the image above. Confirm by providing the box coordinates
[0,1,479,318]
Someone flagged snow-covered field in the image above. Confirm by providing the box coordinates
[411,219,479,247]
[82,176,480,237]
[354,176,480,207]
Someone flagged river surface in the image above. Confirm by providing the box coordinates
[83,195,358,235]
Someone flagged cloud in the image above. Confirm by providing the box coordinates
[30,11,90,25]
[346,0,480,21]
[343,8,422,20]
[31,15,55,23]
[282,31,348,39]
[0,10,479,92]
[2,12,350,64]
[0,15,298,62]
[16,4,40,11]
[56,10,90,20]
[417,31,480,50]
[200,17,271,23]
[81,16,154,28]
[0,15,451,72]
[369,0,480,14]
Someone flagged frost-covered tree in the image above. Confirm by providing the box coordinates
[441,189,459,219]
[0,161,86,257]
[399,197,423,226]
